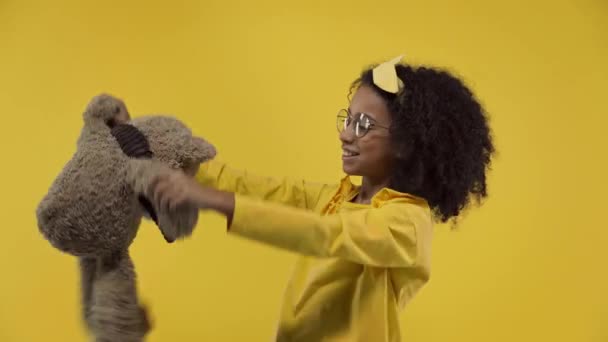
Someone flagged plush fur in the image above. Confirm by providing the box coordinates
[36,94,216,341]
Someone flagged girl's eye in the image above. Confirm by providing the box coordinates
[363,118,371,129]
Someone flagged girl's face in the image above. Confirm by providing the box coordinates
[339,85,395,182]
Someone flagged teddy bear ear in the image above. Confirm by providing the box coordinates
[188,136,217,164]
[83,93,130,128]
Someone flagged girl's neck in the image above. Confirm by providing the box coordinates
[353,176,391,204]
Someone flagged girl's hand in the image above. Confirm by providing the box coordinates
[148,168,203,212]
[146,166,235,221]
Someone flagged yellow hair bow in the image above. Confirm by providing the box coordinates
[372,55,404,94]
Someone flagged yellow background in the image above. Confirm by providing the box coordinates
[0,0,606,341]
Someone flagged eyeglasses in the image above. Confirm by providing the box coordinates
[336,109,390,138]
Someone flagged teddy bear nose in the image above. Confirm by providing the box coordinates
[111,124,153,159]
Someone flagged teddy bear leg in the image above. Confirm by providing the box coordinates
[79,256,97,332]
[89,250,151,342]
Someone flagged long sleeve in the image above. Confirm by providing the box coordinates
[228,193,432,268]
[195,159,338,211]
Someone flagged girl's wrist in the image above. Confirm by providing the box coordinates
[196,186,235,220]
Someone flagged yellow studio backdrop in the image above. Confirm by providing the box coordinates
[0,0,606,341]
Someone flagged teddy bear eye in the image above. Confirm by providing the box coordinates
[113,106,121,114]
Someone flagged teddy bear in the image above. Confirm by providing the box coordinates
[35,94,216,342]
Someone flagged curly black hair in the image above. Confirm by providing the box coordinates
[351,64,495,223]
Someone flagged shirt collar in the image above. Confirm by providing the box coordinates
[338,175,429,206]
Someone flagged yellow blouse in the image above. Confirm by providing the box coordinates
[196,160,433,342]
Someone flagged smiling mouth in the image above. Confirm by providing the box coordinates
[342,150,359,157]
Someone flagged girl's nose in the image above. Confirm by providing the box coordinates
[339,125,355,143]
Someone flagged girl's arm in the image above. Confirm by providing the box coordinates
[149,168,431,268]
[196,159,338,212]
[222,193,432,268]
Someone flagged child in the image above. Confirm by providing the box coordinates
[143,56,495,341]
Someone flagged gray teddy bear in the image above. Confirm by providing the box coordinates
[36,94,216,342]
